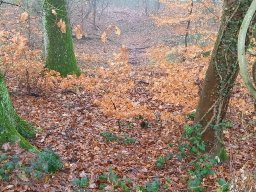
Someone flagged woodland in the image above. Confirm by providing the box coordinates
[0,0,255,191]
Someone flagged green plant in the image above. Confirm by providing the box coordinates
[123,135,136,145]
[109,168,131,192]
[177,123,222,191]
[100,132,118,142]
[216,178,229,192]
[95,168,173,192]
[27,148,63,178]
[187,157,216,192]
[72,176,89,188]
[100,132,136,145]
[98,172,108,182]
[137,177,172,192]
[155,152,173,169]
[185,111,196,121]
[95,168,132,191]
[137,178,161,192]
[163,177,171,190]
[0,153,19,181]
[155,156,165,169]
[211,120,233,130]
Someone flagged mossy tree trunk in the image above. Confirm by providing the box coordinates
[195,0,252,157]
[43,0,80,77]
[0,73,38,152]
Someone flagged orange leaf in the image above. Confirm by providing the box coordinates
[20,11,29,23]
[57,19,66,33]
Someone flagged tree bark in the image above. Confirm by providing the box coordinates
[195,0,252,157]
[238,0,256,99]
[0,73,37,152]
[43,0,80,77]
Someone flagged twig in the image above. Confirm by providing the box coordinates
[110,98,122,131]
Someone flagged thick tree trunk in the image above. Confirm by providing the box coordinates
[43,0,80,77]
[195,0,252,157]
[0,73,37,152]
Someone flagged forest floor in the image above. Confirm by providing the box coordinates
[0,3,256,192]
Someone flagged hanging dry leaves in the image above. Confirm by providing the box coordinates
[52,9,57,16]
[101,31,107,44]
[73,25,83,39]
[0,30,7,41]
[1,2,256,192]
[115,26,121,36]
[57,19,66,33]
[20,11,29,23]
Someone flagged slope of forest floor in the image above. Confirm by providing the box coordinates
[0,60,255,191]
[0,3,256,192]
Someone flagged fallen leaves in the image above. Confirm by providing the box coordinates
[20,11,28,23]
[1,1,256,191]
[57,19,66,33]
[73,25,83,40]
[101,31,107,44]
[51,9,57,16]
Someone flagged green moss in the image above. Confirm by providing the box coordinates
[218,146,228,162]
[0,74,38,153]
[44,0,80,77]
[15,115,36,139]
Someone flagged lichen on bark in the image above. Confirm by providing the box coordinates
[43,0,80,77]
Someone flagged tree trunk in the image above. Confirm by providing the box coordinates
[0,73,37,152]
[43,0,80,77]
[195,0,252,158]
[92,0,97,30]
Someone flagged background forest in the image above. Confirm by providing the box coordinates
[0,0,255,191]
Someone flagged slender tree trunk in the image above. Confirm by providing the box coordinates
[43,0,80,77]
[253,29,256,83]
[195,0,252,158]
[92,0,97,30]
[0,73,37,152]
[185,0,193,48]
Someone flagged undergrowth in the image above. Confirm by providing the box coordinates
[0,146,62,182]
[72,168,172,192]
[100,131,136,145]
[175,113,232,191]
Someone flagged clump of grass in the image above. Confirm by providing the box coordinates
[100,132,136,145]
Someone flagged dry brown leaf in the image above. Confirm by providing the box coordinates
[20,11,29,23]
[57,19,66,33]
[51,9,57,16]
[101,31,107,44]
[115,26,121,36]
[73,25,83,39]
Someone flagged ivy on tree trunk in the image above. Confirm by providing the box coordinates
[195,0,252,158]
[43,0,80,77]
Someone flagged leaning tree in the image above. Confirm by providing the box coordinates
[43,0,81,77]
[195,0,253,158]
[0,1,38,152]
[238,0,256,99]
[0,73,38,152]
